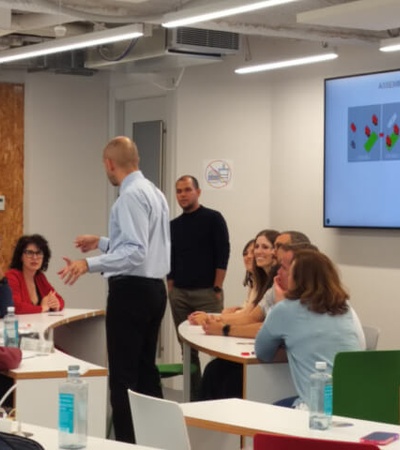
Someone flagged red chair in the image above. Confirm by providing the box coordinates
[253,433,379,450]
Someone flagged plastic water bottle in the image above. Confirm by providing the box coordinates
[59,365,88,449]
[309,361,332,430]
[4,306,19,348]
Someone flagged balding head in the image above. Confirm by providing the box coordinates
[103,136,140,186]
[103,136,140,170]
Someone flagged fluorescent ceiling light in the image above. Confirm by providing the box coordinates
[0,24,143,64]
[235,52,338,74]
[380,37,400,52]
[162,0,299,28]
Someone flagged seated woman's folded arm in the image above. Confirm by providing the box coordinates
[6,270,43,314]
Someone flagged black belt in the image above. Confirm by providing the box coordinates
[109,275,163,283]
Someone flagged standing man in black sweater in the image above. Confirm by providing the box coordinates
[168,175,230,399]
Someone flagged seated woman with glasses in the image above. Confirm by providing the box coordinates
[6,234,65,314]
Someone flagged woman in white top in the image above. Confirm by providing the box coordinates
[222,238,255,314]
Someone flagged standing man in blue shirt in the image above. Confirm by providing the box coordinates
[167,175,230,399]
[59,136,171,444]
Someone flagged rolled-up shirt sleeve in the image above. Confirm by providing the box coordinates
[87,190,148,275]
[98,237,110,253]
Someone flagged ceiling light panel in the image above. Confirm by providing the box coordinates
[235,52,338,74]
[380,37,400,53]
[0,24,143,64]
[162,0,300,28]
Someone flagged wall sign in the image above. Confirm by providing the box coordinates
[203,159,233,190]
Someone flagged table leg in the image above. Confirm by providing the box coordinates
[183,341,191,402]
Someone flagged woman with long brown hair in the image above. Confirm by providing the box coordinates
[190,229,279,328]
[221,238,256,314]
[255,249,365,408]
[197,230,279,400]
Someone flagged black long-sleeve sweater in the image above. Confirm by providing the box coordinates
[168,206,230,289]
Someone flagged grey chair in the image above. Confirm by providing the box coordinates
[362,325,380,350]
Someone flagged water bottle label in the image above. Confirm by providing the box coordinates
[7,328,16,338]
[324,384,333,415]
[59,393,74,433]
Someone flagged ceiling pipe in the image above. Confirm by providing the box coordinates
[12,12,77,30]
[0,0,163,24]
[189,20,385,45]
[0,0,387,47]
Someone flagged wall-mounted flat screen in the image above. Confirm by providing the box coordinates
[324,69,400,228]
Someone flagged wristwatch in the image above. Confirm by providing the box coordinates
[213,286,222,293]
[222,324,231,336]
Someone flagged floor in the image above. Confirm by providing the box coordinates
[162,385,184,403]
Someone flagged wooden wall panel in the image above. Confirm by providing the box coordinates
[0,83,24,268]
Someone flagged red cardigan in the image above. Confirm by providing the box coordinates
[0,346,22,370]
[6,269,65,314]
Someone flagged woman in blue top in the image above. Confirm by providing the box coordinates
[255,249,365,408]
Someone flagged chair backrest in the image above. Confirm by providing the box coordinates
[128,389,191,450]
[333,350,400,424]
[362,325,380,350]
[253,433,379,450]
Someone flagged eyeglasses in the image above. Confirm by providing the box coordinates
[23,250,44,258]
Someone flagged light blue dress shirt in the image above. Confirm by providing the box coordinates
[87,171,170,279]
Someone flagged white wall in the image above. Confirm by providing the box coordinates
[174,58,273,303]
[1,71,110,310]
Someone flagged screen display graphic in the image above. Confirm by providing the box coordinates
[348,104,400,162]
[324,69,400,228]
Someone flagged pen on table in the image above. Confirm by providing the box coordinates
[22,353,48,360]
[236,341,254,345]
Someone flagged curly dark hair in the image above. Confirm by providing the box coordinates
[9,234,51,272]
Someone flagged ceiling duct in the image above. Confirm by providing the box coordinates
[85,26,240,73]
[171,26,240,54]
[1,49,97,75]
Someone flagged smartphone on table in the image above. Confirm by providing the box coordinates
[360,432,400,445]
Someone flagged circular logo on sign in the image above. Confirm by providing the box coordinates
[205,160,232,189]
